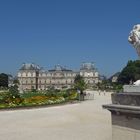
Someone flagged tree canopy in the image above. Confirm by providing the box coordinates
[74,74,87,92]
[0,73,8,88]
[118,60,140,84]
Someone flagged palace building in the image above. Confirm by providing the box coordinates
[17,62,99,91]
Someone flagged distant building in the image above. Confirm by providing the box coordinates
[8,75,14,87]
[80,62,99,85]
[109,72,120,83]
[17,62,99,91]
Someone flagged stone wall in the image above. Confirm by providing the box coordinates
[103,92,140,140]
[112,113,140,140]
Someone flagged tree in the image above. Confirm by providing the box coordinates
[13,78,19,86]
[118,60,140,84]
[97,79,110,90]
[9,85,20,98]
[74,75,87,94]
[4,85,23,105]
[0,73,8,88]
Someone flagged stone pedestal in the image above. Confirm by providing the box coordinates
[103,92,140,140]
[123,85,140,93]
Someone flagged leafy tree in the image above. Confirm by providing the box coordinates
[118,60,140,84]
[9,85,20,98]
[0,73,8,87]
[13,78,19,85]
[74,75,87,93]
[2,85,24,105]
[97,79,112,90]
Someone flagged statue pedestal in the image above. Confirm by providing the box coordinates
[123,85,140,93]
[103,92,140,140]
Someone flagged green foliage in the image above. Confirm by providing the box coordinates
[0,85,24,105]
[97,79,123,92]
[45,89,60,97]
[118,60,140,84]
[74,75,87,92]
[0,87,78,109]
[31,88,37,92]
[59,89,78,100]
[9,85,20,98]
[0,86,23,106]
[21,91,44,98]
[0,92,8,104]
[97,80,109,90]
[5,97,24,105]
[23,95,65,106]
[0,73,8,88]
[44,88,78,100]
[13,79,19,85]
[111,83,123,92]
[68,90,78,100]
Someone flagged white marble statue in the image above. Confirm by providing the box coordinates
[133,80,140,86]
[128,24,140,86]
[128,24,140,58]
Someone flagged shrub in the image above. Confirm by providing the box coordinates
[0,92,9,103]
[9,85,20,98]
[21,91,45,98]
[68,91,78,100]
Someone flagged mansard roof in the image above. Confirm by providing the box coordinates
[80,62,95,70]
[19,62,98,73]
[20,63,40,70]
[49,65,72,72]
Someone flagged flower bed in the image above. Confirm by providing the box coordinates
[0,89,78,109]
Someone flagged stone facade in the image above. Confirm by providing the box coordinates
[123,85,140,93]
[109,72,120,83]
[18,62,99,91]
[80,63,99,85]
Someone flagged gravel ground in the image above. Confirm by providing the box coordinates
[0,91,112,140]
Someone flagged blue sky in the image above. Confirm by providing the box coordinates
[0,0,139,77]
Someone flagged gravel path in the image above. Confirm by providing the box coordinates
[0,91,112,140]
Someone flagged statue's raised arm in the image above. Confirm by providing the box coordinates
[128,24,140,58]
